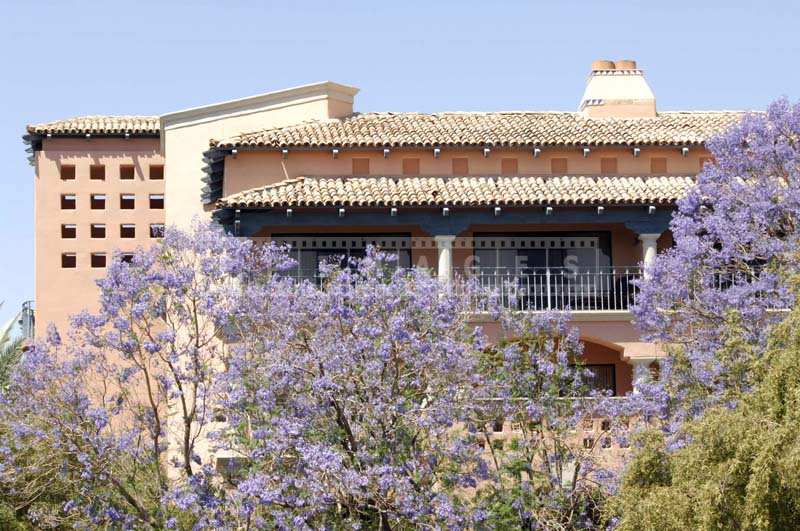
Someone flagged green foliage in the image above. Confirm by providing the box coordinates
[0,304,22,389]
[613,303,800,530]
[0,501,27,531]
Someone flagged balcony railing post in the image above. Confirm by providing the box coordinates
[546,268,552,310]
[459,265,641,312]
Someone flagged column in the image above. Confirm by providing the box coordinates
[630,358,657,394]
[435,235,456,284]
[638,233,661,278]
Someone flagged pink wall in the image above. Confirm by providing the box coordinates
[223,145,711,197]
[35,137,165,335]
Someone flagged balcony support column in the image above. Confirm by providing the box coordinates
[638,233,661,278]
[435,235,456,284]
[630,358,658,394]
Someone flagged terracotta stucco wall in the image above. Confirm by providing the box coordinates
[35,137,164,335]
[223,145,711,197]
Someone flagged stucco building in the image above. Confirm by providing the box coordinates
[24,60,743,397]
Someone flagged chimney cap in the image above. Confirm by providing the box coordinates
[591,60,616,71]
[615,59,637,70]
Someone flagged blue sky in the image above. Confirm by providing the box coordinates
[1,0,798,331]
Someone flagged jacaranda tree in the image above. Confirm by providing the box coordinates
[632,98,800,430]
[0,223,288,528]
[472,310,634,530]
[613,99,800,528]
[1,222,639,529]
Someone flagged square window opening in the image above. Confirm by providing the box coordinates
[61,253,76,268]
[600,157,618,174]
[451,157,469,175]
[90,194,106,210]
[149,164,164,180]
[91,253,107,268]
[352,158,370,175]
[60,165,76,181]
[90,165,105,180]
[149,194,164,209]
[61,224,76,239]
[550,158,568,174]
[120,165,135,180]
[650,157,667,174]
[401,158,420,175]
[61,194,77,210]
[501,158,519,175]
[120,224,135,238]
[90,224,106,238]
[120,194,135,209]
[149,224,165,238]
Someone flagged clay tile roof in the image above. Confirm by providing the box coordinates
[215,111,744,149]
[218,175,694,209]
[26,115,160,136]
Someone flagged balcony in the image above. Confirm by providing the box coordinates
[455,266,641,313]
[262,232,653,314]
[283,265,641,313]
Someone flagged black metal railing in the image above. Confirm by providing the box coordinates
[455,266,641,312]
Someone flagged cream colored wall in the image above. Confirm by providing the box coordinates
[223,145,710,197]
[35,137,165,335]
[162,84,358,227]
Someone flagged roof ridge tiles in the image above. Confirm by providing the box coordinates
[27,115,160,136]
[214,110,747,149]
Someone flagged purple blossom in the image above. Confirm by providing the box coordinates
[633,99,800,439]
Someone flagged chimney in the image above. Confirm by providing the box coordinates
[579,59,656,118]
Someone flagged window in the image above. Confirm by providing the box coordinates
[149,223,165,238]
[149,164,164,180]
[473,234,610,273]
[90,224,106,238]
[90,165,105,180]
[550,157,568,174]
[120,194,135,209]
[120,165,135,180]
[61,253,76,268]
[600,157,618,174]
[90,194,106,210]
[61,224,76,239]
[401,158,420,175]
[501,158,519,175]
[352,158,370,175]
[91,253,107,268]
[149,194,164,209]
[451,157,469,175]
[650,157,667,174]
[60,165,76,181]
[583,364,617,395]
[272,234,412,281]
[120,224,135,238]
[61,194,76,209]
[120,253,134,263]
